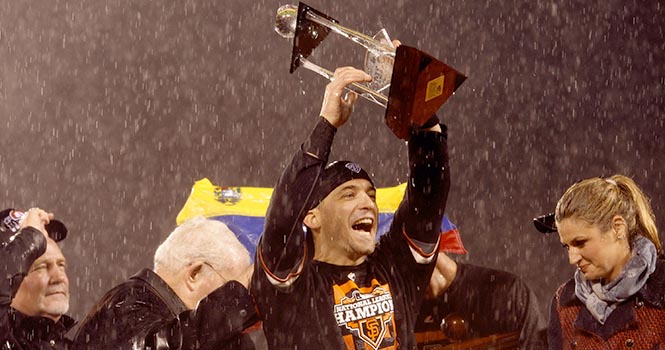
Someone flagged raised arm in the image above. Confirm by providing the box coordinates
[389,116,450,260]
[0,227,46,307]
[256,68,371,283]
[1,209,50,339]
[0,208,52,306]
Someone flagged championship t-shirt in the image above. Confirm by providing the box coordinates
[253,234,437,350]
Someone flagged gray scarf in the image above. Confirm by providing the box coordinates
[574,236,657,324]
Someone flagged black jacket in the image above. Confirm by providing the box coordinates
[73,268,264,350]
[415,262,548,350]
[1,227,76,350]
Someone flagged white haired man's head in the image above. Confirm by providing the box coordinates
[154,216,251,309]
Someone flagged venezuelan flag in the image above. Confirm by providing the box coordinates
[177,178,466,259]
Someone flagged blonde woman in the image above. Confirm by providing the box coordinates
[548,175,664,349]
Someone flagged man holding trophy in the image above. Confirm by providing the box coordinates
[251,61,451,349]
[252,5,461,349]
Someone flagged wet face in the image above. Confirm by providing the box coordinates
[313,179,378,265]
[558,217,631,283]
[11,238,69,321]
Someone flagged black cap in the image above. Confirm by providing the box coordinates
[533,212,557,234]
[0,209,68,242]
[307,161,374,210]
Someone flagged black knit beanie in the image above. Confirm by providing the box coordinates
[307,161,374,210]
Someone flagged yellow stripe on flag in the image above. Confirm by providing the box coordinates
[177,178,407,224]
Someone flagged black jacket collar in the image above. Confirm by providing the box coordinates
[559,258,665,340]
[130,268,189,316]
[9,308,76,342]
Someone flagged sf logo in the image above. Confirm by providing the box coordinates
[356,316,391,349]
[363,318,381,341]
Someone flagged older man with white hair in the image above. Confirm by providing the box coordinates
[73,216,261,350]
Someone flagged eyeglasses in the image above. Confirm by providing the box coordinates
[202,261,229,284]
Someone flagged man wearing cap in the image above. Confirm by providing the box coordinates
[0,208,75,349]
[251,66,450,349]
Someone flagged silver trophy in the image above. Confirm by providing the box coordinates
[275,2,466,139]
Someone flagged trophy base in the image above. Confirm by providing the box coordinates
[385,45,467,140]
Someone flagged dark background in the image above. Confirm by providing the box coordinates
[2,0,663,322]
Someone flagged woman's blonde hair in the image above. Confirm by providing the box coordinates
[555,175,660,253]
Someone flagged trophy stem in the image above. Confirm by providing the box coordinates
[300,58,388,107]
[305,11,396,57]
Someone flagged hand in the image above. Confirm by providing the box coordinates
[181,281,257,350]
[422,124,442,132]
[319,67,371,128]
[427,253,457,299]
[20,208,53,238]
[419,114,442,133]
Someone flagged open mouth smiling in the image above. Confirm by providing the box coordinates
[352,218,374,233]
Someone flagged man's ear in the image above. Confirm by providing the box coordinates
[304,209,321,231]
[185,262,205,292]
